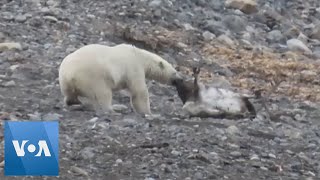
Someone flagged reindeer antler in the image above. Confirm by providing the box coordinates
[192,67,200,84]
[192,67,201,100]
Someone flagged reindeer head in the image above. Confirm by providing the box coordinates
[173,67,201,104]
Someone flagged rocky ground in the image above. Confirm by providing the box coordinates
[0,0,320,179]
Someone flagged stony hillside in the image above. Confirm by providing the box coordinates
[0,0,320,179]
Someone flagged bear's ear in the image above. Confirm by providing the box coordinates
[158,61,165,69]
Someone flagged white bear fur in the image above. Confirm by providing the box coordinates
[58,43,181,115]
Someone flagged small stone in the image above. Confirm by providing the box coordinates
[15,14,27,23]
[225,0,258,14]
[0,42,22,51]
[268,153,276,159]
[47,0,58,7]
[194,172,203,180]
[297,33,309,44]
[183,23,195,31]
[193,124,199,128]
[144,178,155,180]
[230,151,242,158]
[250,154,259,160]
[203,20,226,36]
[217,34,235,48]
[70,166,89,176]
[284,27,300,39]
[43,113,62,120]
[267,30,283,43]
[149,0,162,8]
[0,161,4,167]
[112,104,128,113]
[223,15,247,33]
[87,14,95,19]
[226,125,240,135]
[301,70,317,77]
[0,32,5,42]
[310,24,320,40]
[3,80,16,87]
[3,12,14,21]
[171,150,181,156]
[202,31,216,41]
[80,147,95,159]
[43,16,58,23]
[177,42,188,49]
[27,112,42,120]
[145,114,161,120]
[115,159,123,164]
[287,39,312,54]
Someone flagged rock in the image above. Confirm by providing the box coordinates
[171,150,181,156]
[0,42,22,51]
[80,147,95,159]
[27,112,42,120]
[115,159,123,164]
[43,16,58,23]
[301,70,317,80]
[3,80,16,87]
[183,23,195,31]
[226,125,240,136]
[284,27,300,39]
[43,113,63,120]
[222,15,247,33]
[203,20,226,36]
[310,24,320,40]
[250,154,259,160]
[3,12,14,21]
[194,172,204,180]
[267,30,283,43]
[0,32,5,42]
[154,9,162,18]
[283,128,302,139]
[208,0,224,10]
[112,104,128,113]
[217,34,235,48]
[15,14,27,23]
[287,39,312,54]
[149,0,162,8]
[297,33,309,44]
[70,166,89,176]
[47,0,58,7]
[202,31,216,41]
[268,153,276,159]
[144,178,155,180]
[230,151,242,158]
[225,0,258,14]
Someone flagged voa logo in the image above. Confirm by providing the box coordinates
[4,121,59,176]
[12,140,51,157]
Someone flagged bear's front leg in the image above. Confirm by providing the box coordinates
[129,85,152,115]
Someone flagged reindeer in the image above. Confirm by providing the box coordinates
[173,67,256,119]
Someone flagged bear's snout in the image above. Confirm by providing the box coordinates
[171,78,183,86]
[170,73,184,86]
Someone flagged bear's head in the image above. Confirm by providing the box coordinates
[151,60,183,86]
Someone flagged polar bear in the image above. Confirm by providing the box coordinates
[58,43,182,115]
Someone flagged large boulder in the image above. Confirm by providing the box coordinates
[225,0,258,14]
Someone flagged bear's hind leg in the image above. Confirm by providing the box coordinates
[129,84,152,115]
